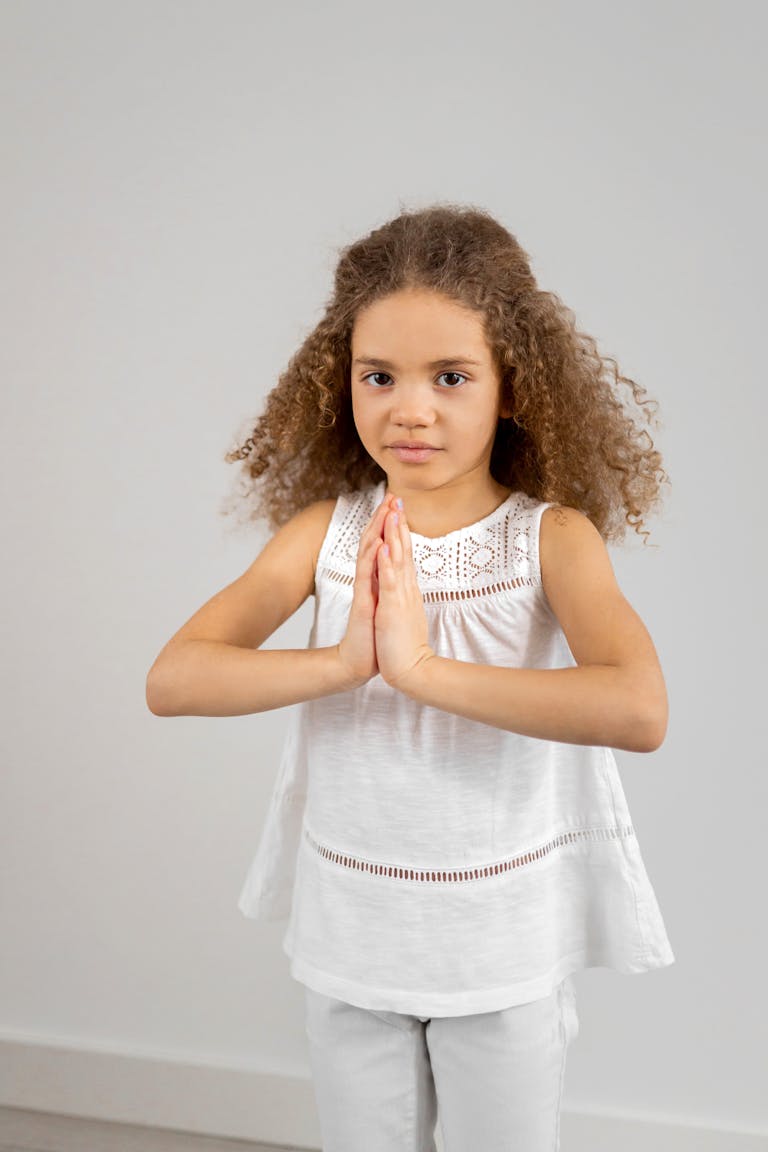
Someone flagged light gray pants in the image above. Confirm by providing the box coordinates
[304,974,579,1152]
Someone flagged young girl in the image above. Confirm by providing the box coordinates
[147,203,675,1151]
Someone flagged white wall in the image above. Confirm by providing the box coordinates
[1,0,765,1144]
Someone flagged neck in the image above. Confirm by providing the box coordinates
[385,478,512,539]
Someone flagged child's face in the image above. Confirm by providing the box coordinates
[350,289,511,492]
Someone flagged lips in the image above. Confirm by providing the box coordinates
[388,444,440,463]
[389,442,439,449]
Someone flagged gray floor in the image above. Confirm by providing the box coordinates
[0,1106,312,1152]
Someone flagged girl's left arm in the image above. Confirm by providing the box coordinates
[376,505,668,753]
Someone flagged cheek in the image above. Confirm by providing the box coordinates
[461,410,493,437]
[350,384,368,419]
[350,391,365,430]
[351,400,370,437]
[460,412,499,453]
[351,391,381,432]
[350,400,379,454]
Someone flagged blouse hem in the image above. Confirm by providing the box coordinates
[282,938,675,1018]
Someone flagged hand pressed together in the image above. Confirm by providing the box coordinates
[373,497,436,691]
[336,492,436,692]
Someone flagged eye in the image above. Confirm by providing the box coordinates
[437,372,467,388]
[361,371,467,388]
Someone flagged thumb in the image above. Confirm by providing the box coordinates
[356,532,382,609]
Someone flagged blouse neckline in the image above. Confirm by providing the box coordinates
[374,480,518,544]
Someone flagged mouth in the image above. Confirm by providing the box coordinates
[388,444,441,463]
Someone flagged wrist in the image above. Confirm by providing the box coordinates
[333,643,372,691]
[389,647,437,698]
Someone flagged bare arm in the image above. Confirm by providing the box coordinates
[393,505,668,752]
[145,499,357,717]
[396,659,657,751]
[147,641,357,717]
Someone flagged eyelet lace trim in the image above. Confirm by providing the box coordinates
[305,823,635,883]
[318,566,540,603]
[318,482,552,596]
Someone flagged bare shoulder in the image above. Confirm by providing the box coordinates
[539,502,663,677]
[258,496,338,592]
[539,503,615,586]
[539,502,623,627]
[151,497,338,656]
[287,497,338,577]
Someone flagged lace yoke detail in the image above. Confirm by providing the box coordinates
[318,482,549,599]
[305,823,637,884]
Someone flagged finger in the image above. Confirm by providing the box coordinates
[371,540,382,594]
[386,510,403,564]
[373,497,395,532]
[365,501,387,533]
[366,529,387,561]
[381,494,399,520]
[398,505,412,559]
[357,535,385,599]
[357,528,381,568]
[356,524,386,605]
[376,539,390,577]
[360,501,389,550]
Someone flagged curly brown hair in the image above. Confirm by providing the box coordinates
[222,201,669,545]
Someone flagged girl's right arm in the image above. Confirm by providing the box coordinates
[145,494,392,717]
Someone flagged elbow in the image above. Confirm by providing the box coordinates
[622,667,668,753]
[634,721,666,753]
[145,666,177,716]
[633,700,668,753]
[145,675,166,716]
[146,642,198,716]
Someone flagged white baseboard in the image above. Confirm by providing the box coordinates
[0,1034,319,1148]
[0,1034,765,1151]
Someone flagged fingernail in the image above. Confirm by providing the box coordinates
[396,498,404,509]
[392,513,399,525]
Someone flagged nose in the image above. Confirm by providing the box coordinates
[390,383,437,430]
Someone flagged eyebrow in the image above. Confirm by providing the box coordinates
[353,356,484,370]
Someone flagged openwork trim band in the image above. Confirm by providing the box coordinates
[304,823,636,884]
[318,564,540,603]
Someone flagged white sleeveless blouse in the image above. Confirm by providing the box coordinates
[238,479,675,1016]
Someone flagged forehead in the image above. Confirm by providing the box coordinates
[351,291,489,362]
